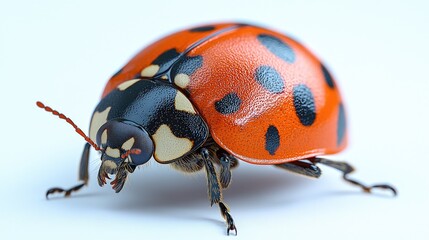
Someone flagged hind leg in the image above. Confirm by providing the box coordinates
[312,157,397,196]
[275,160,322,178]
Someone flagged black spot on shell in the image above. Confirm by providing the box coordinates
[189,25,216,32]
[265,125,280,155]
[322,64,335,88]
[152,48,181,65]
[257,34,295,63]
[255,66,285,94]
[215,92,241,114]
[171,55,203,77]
[141,48,181,78]
[293,84,316,126]
[337,103,346,145]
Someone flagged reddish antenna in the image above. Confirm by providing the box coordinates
[36,101,102,151]
[121,148,142,159]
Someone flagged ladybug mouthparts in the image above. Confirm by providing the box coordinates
[97,159,130,193]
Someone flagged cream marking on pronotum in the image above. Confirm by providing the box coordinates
[152,124,193,162]
[101,129,108,145]
[106,147,121,158]
[141,65,160,77]
[174,73,190,89]
[121,137,135,151]
[174,91,196,114]
[89,107,112,142]
[117,79,140,91]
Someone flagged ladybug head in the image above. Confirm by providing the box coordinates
[95,120,154,190]
[36,101,154,193]
[97,120,154,166]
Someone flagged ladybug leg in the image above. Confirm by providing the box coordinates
[215,150,239,189]
[218,154,232,189]
[201,148,237,236]
[313,157,397,196]
[201,148,222,206]
[274,160,322,178]
[219,202,237,236]
[46,143,90,199]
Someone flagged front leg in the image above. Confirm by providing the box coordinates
[201,148,222,206]
[201,148,237,235]
[46,143,90,199]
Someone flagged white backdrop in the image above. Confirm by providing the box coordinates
[1,0,428,239]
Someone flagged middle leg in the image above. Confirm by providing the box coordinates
[170,148,237,235]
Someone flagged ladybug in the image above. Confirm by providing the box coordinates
[37,22,396,235]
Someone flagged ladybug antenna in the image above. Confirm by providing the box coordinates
[36,101,102,151]
[121,148,142,159]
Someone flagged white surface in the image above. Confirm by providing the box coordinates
[1,0,428,239]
